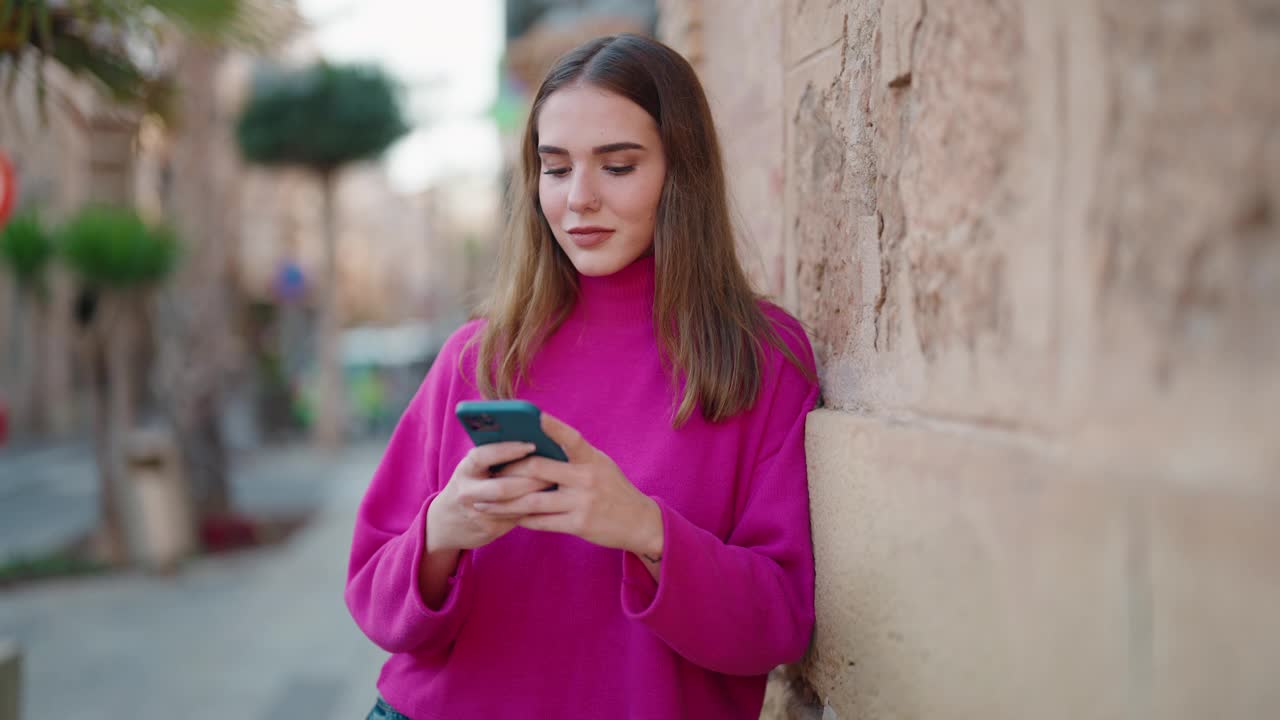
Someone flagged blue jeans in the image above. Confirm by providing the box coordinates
[366,697,412,720]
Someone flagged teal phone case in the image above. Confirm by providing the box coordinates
[454,401,567,486]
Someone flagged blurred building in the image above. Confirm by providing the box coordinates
[234,161,435,325]
[0,1,310,445]
[0,59,141,439]
[658,2,1280,719]
[414,176,505,320]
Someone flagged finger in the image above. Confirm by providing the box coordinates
[539,413,591,463]
[464,475,553,503]
[463,442,536,476]
[475,490,574,517]
[515,513,577,534]
[503,455,579,487]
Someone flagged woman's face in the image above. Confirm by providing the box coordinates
[536,83,667,277]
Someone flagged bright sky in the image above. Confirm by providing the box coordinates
[295,0,504,194]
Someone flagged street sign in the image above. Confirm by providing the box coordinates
[0,151,15,229]
[274,261,307,302]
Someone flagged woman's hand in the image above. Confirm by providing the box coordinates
[472,413,665,572]
[426,441,554,553]
[421,441,552,609]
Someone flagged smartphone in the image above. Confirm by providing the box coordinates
[454,400,567,488]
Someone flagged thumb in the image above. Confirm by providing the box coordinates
[539,412,591,463]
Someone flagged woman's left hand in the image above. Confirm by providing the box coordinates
[473,413,664,563]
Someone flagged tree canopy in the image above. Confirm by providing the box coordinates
[235,61,409,174]
[60,205,178,288]
[0,209,53,288]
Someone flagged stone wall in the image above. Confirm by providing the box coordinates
[661,1,1280,718]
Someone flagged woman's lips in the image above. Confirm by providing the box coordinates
[568,229,615,248]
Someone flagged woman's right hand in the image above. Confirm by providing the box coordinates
[426,442,553,552]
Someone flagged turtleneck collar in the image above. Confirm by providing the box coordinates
[573,253,656,328]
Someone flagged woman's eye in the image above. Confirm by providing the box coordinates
[542,167,569,176]
[605,165,636,175]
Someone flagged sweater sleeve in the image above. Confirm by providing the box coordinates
[344,324,479,654]
[620,316,820,676]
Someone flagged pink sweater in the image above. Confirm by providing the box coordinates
[345,255,819,719]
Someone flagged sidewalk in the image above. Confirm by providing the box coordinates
[0,442,97,559]
[0,439,356,559]
[0,442,391,720]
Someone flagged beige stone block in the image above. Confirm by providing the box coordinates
[782,35,850,317]
[656,0,702,64]
[781,1,889,329]
[1069,369,1280,499]
[697,0,786,296]
[784,0,848,68]
[1149,489,1280,720]
[783,0,1077,431]
[804,410,1130,720]
[848,0,1068,428]
[1060,0,1280,481]
[880,0,924,88]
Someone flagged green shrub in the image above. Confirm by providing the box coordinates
[0,210,55,287]
[59,206,179,288]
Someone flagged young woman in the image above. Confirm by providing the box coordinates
[346,33,819,720]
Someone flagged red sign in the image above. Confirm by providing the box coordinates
[0,151,15,228]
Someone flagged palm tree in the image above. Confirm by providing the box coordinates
[235,61,409,448]
[0,1,283,114]
[149,40,238,525]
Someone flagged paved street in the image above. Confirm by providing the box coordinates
[0,441,392,720]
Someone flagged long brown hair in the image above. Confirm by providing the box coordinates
[475,33,809,426]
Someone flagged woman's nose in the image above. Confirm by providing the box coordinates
[567,172,600,214]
